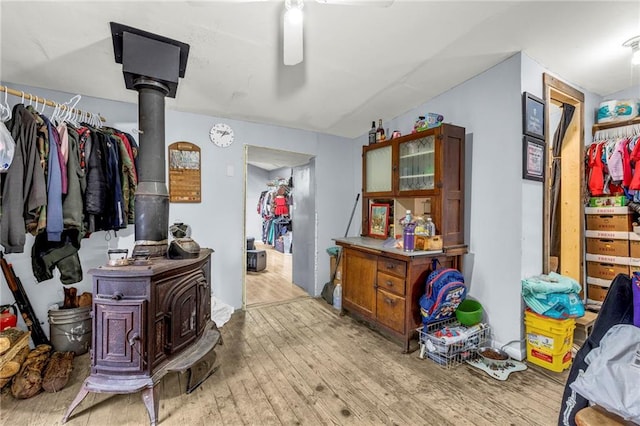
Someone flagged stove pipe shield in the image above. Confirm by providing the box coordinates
[110,22,190,257]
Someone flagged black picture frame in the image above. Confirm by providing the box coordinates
[523,92,545,140]
[522,136,545,182]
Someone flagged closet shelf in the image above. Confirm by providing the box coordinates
[592,117,640,134]
[399,150,435,159]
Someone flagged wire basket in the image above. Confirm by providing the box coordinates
[418,318,491,369]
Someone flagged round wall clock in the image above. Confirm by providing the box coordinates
[209,123,234,147]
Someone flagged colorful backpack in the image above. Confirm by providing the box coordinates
[419,260,467,325]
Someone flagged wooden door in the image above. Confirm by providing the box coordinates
[342,248,377,316]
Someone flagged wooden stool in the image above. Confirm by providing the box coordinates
[575,406,629,426]
[574,311,598,345]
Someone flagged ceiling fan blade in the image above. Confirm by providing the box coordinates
[283,8,303,66]
[315,0,394,6]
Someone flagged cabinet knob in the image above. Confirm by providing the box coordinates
[385,298,395,305]
[111,292,124,301]
[386,280,393,287]
[386,263,395,270]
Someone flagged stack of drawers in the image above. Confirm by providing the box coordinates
[376,257,407,334]
[585,206,638,303]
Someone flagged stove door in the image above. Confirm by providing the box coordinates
[94,299,146,374]
[166,282,198,354]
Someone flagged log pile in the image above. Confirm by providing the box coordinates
[0,328,76,398]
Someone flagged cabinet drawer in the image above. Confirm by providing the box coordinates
[95,278,148,299]
[376,290,405,334]
[377,258,406,278]
[377,272,405,296]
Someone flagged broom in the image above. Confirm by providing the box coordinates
[321,193,360,305]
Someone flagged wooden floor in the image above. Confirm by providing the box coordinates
[246,242,307,307]
[1,298,568,426]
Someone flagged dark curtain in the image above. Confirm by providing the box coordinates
[550,103,576,265]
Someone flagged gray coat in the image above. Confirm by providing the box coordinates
[1,104,46,253]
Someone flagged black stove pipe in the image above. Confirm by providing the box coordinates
[133,78,170,258]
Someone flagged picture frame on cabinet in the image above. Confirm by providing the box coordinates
[369,203,390,239]
[522,136,545,182]
[523,92,545,140]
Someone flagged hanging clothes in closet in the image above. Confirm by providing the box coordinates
[586,125,640,202]
[257,179,292,250]
[0,98,139,285]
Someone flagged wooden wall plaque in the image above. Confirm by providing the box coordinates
[168,141,201,203]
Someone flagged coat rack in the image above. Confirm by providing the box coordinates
[0,85,106,123]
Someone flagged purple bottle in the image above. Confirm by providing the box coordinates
[403,223,416,252]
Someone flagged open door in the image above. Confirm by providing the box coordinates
[542,74,585,285]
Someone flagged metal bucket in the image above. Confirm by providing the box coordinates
[48,302,92,355]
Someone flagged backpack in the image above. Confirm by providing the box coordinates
[419,260,467,325]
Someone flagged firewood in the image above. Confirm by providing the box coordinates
[0,329,29,370]
[42,351,74,392]
[77,292,92,308]
[0,346,29,379]
[11,345,51,399]
[0,328,24,355]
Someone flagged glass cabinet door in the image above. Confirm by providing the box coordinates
[365,145,392,193]
[398,135,435,191]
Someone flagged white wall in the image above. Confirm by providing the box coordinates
[246,164,269,242]
[0,82,357,338]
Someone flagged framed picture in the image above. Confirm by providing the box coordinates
[523,92,545,140]
[522,136,545,182]
[369,203,390,239]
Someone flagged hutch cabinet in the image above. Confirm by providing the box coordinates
[362,123,465,248]
[336,123,467,352]
[335,238,466,352]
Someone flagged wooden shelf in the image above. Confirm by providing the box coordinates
[592,116,640,134]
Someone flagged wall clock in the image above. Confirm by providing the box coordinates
[209,123,234,147]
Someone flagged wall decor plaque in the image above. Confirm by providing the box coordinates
[169,141,201,203]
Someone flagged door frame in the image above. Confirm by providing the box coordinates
[542,73,585,285]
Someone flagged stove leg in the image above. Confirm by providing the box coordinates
[61,383,90,423]
[141,385,159,426]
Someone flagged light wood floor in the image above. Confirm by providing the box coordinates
[1,297,568,425]
[246,242,307,307]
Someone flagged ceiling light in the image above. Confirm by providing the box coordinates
[285,0,304,25]
[283,0,304,66]
[623,35,640,65]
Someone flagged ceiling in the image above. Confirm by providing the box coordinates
[1,0,640,141]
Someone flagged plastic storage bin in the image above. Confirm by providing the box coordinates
[247,250,266,272]
[524,309,575,372]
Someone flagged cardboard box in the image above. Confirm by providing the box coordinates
[587,284,608,302]
[586,261,630,281]
[586,238,629,257]
[630,258,640,276]
[585,214,633,232]
[631,240,640,259]
[588,196,628,207]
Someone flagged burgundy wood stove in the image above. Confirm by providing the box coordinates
[63,23,221,425]
[62,250,220,425]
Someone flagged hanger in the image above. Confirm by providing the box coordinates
[0,87,10,121]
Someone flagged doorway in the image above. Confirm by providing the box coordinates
[542,73,585,284]
[243,145,315,308]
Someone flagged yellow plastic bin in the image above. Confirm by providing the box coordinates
[524,309,575,372]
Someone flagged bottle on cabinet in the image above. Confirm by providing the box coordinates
[368,121,377,145]
[376,119,385,142]
[425,217,436,236]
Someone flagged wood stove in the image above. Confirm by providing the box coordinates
[62,250,220,425]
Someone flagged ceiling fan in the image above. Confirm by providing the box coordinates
[283,0,395,66]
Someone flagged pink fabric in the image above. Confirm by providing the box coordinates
[607,139,625,182]
[56,122,69,165]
